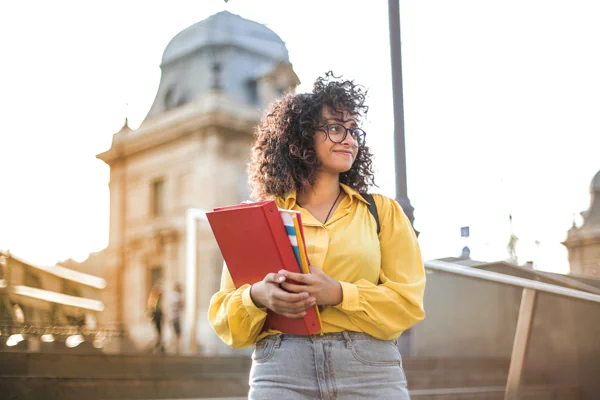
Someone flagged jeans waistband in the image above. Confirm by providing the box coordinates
[277,331,387,342]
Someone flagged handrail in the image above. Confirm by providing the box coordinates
[11,285,104,312]
[425,259,600,304]
[1,250,106,289]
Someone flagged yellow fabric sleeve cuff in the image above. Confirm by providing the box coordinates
[336,281,361,311]
[242,285,268,317]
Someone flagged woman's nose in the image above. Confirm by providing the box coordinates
[342,131,358,147]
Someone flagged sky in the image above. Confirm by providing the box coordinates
[1,1,599,274]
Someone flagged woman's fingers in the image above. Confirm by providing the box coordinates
[262,272,317,315]
[279,297,315,311]
[278,270,314,284]
[271,287,308,303]
[264,273,285,284]
[272,297,315,313]
[280,282,307,293]
[271,293,316,314]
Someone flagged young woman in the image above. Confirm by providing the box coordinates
[209,72,425,399]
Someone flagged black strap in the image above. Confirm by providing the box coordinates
[363,193,380,236]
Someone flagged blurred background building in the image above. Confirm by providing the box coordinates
[0,250,107,352]
[563,170,600,278]
[74,10,299,353]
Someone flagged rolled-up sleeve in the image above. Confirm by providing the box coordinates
[208,264,268,348]
[334,195,426,340]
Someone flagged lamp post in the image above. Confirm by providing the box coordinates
[388,0,417,233]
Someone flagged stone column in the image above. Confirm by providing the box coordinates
[122,249,136,329]
[163,231,179,289]
[132,250,146,325]
[122,243,150,350]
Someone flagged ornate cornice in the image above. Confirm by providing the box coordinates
[97,92,261,166]
[563,228,600,248]
[125,227,182,254]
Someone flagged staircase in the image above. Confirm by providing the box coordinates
[404,358,578,399]
[0,352,580,400]
[0,352,250,400]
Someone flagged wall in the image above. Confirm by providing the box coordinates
[104,119,257,354]
[413,267,600,398]
[411,270,521,359]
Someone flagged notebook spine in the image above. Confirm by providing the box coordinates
[261,204,321,335]
[262,204,297,273]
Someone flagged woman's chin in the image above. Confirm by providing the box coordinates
[320,161,354,175]
[333,165,354,174]
[340,161,355,172]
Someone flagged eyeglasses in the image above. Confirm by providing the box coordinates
[317,124,366,147]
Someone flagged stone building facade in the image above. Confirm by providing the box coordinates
[563,169,600,278]
[89,11,299,353]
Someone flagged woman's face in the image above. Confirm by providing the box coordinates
[313,107,360,174]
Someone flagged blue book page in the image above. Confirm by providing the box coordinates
[279,210,303,273]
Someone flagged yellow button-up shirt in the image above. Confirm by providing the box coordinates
[208,184,426,348]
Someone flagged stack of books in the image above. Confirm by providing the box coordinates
[207,200,322,335]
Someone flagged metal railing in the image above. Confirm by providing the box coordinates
[424,259,600,400]
[0,320,125,351]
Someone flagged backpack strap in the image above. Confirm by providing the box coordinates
[363,193,380,236]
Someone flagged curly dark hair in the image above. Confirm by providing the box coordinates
[248,72,376,200]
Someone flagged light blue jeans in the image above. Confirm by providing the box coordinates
[249,332,410,400]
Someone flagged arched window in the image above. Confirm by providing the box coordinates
[247,80,259,105]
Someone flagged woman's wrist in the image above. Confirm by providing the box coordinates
[330,280,343,306]
[250,282,266,308]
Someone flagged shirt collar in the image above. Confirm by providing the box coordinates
[340,183,370,205]
[280,183,370,208]
[280,191,297,209]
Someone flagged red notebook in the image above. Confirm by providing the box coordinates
[206,200,321,335]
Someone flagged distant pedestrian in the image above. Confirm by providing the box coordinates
[147,283,164,353]
[170,282,184,354]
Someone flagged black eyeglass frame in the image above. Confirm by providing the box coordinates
[316,124,367,147]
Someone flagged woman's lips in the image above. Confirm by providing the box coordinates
[333,150,353,157]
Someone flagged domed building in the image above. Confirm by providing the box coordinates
[143,11,295,122]
[563,169,600,278]
[91,11,299,354]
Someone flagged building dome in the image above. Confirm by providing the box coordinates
[580,169,600,228]
[141,11,297,125]
[162,11,289,66]
[592,169,600,192]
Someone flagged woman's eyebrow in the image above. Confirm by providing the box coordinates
[324,118,358,126]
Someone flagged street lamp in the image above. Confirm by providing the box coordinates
[388,0,417,233]
[40,327,55,343]
[65,333,85,348]
[6,333,24,347]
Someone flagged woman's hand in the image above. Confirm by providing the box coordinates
[279,266,343,306]
[250,273,316,319]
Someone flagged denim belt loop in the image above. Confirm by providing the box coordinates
[274,334,282,348]
[342,331,352,349]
